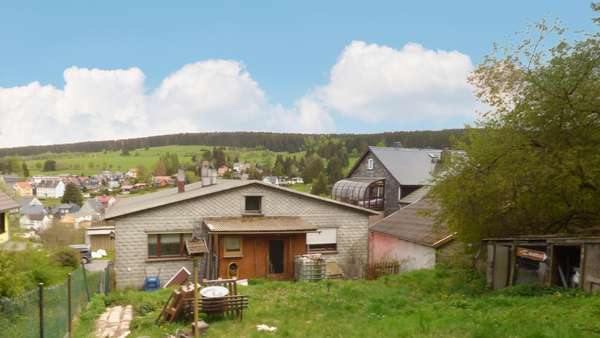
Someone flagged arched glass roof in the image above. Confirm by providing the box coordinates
[332,178,385,210]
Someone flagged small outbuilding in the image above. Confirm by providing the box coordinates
[369,197,457,270]
[484,235,600,293]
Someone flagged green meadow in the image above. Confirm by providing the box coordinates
[22,145,306,176]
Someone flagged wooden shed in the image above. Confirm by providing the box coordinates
[86,225,115,252]
[484,235,600,293]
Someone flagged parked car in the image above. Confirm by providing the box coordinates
[68,244,92,264]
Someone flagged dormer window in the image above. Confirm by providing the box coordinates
[367,158,374,170]
[245,196,262,214]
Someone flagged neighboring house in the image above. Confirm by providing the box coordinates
[36,180,66,199]
[108,180,121,190]
[369,191,457,270]
[96,195,116,208]
[262,176,279,185]
[86,225,115,252]
[153,176,174,187]
[76,199,104,227]
[1,175,21,188]
[126,168,139,179]
[217,165,230,177]
[233,162,251,173]
[13,181,33,197]
[19,197,49,231]
[291,177,304,184]
[332,144,442,215]
[0,191,19,244]
[49,203,80,217]
[104,176,378,288]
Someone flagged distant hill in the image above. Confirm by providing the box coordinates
[0,130,465,157]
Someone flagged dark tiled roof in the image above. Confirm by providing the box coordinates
[0,191,19,212]
[370,198,455,248]
[37,180,61,188]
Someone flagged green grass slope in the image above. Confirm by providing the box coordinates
[74,269,600,338]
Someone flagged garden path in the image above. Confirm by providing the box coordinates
[95,305,133,338]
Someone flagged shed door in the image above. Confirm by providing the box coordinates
[493,245,511,290]
[583,243,600,293]
[268,240,285,276]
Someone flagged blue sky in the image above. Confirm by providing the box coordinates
[0,1,596,146]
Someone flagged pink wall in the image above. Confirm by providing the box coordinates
[369,231,436,270]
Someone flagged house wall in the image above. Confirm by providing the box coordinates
[0,212,9,244]
[349,151,399,215]
[369,231,436,270]
[113,184,371,288]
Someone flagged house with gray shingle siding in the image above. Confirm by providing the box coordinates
[104,177,378,288]
[333,144,443,215]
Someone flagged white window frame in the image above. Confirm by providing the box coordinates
[367,158,374,170]
[223,236,243,257]
[307,228,337,253]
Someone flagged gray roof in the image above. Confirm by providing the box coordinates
[204,216,317,233]
[37,180,61,188]
[105,179,378,220]
[370,197,455,248]
[77,199,103,217]
[0,191,19,212]
[362,147,442,186]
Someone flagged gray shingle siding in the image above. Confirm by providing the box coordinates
[113,185,370,288]
[350,152,400,215]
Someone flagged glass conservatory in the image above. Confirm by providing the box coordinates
[331,178,385,211]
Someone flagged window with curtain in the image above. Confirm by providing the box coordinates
[147,233,192,258]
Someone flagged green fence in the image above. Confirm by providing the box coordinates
[0,265,107,338]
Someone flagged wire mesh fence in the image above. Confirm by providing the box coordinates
[0,265,107,338]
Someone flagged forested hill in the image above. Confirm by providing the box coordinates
[0,129,465,157]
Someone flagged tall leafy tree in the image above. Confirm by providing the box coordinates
[42,160,57,172]
[21,162,29,177]
[432,18,600,242]
[62,183,83,206]
[311,173,328,196]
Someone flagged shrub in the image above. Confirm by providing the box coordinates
[52,247,80,268]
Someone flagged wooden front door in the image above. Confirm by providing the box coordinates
[268,239,287,279]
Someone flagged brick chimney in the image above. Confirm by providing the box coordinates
[177,168,185,193]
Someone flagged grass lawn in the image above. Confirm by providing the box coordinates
[73,269,600,337]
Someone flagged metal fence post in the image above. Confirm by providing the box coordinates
[38,283,44,338]
[67,273,72,338]
[81,262,90,301]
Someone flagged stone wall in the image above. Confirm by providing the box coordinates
[113,184,371,288]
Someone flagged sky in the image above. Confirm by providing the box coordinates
[0,1,596,147]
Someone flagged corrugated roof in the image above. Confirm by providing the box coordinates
[370,197,455,248]
[105,179,378,220]
[363,147,442,186]
[0,191,19,212]
[204,216,317,233]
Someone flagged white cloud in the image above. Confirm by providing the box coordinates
[311,41,477,126]
[0,41,478,147]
